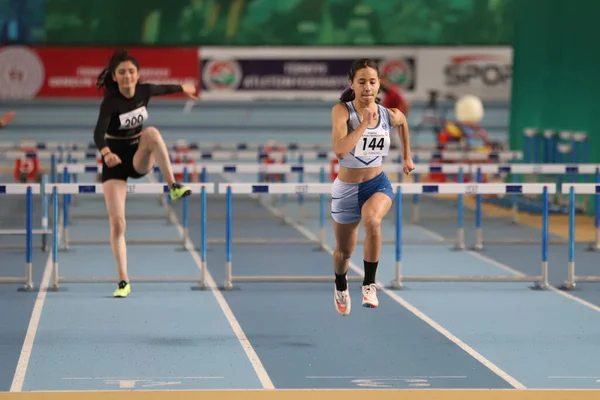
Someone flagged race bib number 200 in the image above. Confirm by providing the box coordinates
[354,131,390,157]
[119,106,149,130]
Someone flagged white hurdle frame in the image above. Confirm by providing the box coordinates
[561,184,600,290]
[217,182,353,290]
[391,183,552,289]
[409,163,600,249]
[45,183,214,290]
[0,184,39,290]
[54,165,203,248]
[216,182,554,291]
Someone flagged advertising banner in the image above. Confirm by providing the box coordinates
[199,46,512,102]
[199,47,417,101]
[0,46,199,99]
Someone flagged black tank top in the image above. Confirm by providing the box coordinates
[93,83,182,150]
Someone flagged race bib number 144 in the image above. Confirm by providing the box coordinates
[354,132,390,157]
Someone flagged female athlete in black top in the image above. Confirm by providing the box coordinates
[93,49,196,298]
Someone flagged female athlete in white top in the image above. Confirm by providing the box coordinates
[330,58,414,316]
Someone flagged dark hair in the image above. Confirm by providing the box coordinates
[339,58,380,103]
[96,49,140,95]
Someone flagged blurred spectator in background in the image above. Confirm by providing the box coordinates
[380,75,410,150]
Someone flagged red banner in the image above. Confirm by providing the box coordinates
[0,46,199,99]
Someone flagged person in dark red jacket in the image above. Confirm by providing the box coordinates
[379,76,409,150]
[380,76,409,114]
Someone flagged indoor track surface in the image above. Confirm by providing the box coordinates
[0,100,599,400]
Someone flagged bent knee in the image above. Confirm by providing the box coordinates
[109,216,126,237]
[143,126,162,142]
[362,213,382,234]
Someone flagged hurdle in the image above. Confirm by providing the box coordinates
[391,183,552,289]
[561,183,600,290]
[470,164,599,248]
[215,182,553,290]
[54,174,202,248]
[217,182,353,290]
[45,183,214,290]
[476,163,600,214]
[0,184,39,290]
[409,163,600,249]
[55,163,181,225]
[0,174,51,251]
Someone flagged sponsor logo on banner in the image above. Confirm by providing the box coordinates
[379,59,414,89]
[0,46,199,99]
[202,59,243,91]
[416,47,512,101]
[444,54,511,87]
[0,46,45,99]
[199,47,416,100]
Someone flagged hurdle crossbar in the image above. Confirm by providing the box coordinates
[46,183,214,290]
[0,139,519,157]
[165,149,523,162]
[560,184,600,290]
[215,182,553,290]
[1,149,523,162]
[0,150,97,160]
[0,184,41,290]
[55,161,600,178]
[0,140,334,152]
[56,162,333,175]
[471,163,600,174]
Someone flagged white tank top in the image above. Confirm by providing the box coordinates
[338,101,392,169]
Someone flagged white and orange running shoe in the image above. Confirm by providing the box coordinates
[362,283,379,308]
[334,282,351,316]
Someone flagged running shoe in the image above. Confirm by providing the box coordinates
[113,280,131,298]
[334,280,351,316]
[170,183,192,200]
[362,283,379,308]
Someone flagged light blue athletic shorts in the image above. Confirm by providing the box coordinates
[331,171,394,224]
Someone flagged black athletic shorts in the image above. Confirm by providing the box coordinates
[101,137,147,182]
